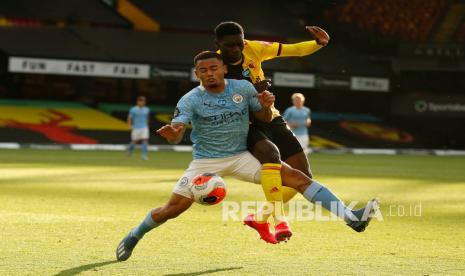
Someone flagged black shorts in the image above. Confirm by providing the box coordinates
[247,116,303,161]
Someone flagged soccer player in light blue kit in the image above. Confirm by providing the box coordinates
[283,93,312,154]
[127,96,150,160]
[116,51,379,261]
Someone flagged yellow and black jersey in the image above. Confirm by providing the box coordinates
[222,39,322,117]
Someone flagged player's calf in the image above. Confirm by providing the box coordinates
[115,194,193,261]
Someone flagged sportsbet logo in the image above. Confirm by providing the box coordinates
[414,100,428,113]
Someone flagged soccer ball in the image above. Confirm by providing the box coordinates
[190,173,227,205]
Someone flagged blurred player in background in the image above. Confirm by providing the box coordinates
[214,21,329,241]
[127,96,150,160]
[283,93,312,154]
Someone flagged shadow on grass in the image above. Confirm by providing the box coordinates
[54,260,118,276]
[164,266,243,276]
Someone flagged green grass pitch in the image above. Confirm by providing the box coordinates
[1,149,465,275]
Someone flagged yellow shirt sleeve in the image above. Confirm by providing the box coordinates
[247,40,323,61]
[246,40,281,61]
[279,40,322,57]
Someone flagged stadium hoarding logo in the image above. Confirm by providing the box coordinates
[414,100,465,114]
[273,72,315,88]
[9,57,150,79]
[414,100,428,113]
[150,67,190,79]
[392,93,465,117]
[350,76,390,92]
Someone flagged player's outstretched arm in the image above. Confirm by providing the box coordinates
[156,123,186,144]
[274,26,330,58]
[253,91,275,123]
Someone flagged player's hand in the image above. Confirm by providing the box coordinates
[156,124,184,141]
[254,79,272,93]
[257,90,275,109]
[306,26,330,46]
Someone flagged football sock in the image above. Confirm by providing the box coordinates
[303,180,351,223]
[128,143,135,156]
[257,163,286,224]
[282,186,299,203]
[130,209,163,239]
[141,142,148,157]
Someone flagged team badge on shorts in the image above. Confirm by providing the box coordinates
[232,94,243,104]
[179,177,189,187]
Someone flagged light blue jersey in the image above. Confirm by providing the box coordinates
[283,106,311,136]
[172,79,262,159]
[129,106,150,129]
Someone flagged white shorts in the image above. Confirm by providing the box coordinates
[131,127,149,141]
[173,151,262,199]
[296,134,310,154]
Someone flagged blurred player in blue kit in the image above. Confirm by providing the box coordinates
[283,93,312,154]
[127,96,150,160]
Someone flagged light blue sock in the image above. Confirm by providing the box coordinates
[141,142,148,158]
[128,143,135,156]
[303,180,351,223]
[131,209,163,239]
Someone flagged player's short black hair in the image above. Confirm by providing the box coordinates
[193,51,223,65]
[214,21,244,39]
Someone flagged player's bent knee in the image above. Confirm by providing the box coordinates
[285,152,312,178]
[281,165,311,194]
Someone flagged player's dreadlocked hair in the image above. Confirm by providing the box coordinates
[193,51,223,65]
[214,21,244,39]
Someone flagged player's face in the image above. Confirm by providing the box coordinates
[293,97,304,108]
[216,34,244,63]
[195,58,227,89]
[137,98,146,107]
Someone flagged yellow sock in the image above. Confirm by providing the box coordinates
[256,186,297,224]
[256,163,286,224]
[282,186,299,203]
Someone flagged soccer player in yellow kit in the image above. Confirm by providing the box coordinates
[214,22,348,243]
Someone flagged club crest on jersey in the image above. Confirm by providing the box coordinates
[232,94,243,104]
[242,68,251,78]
